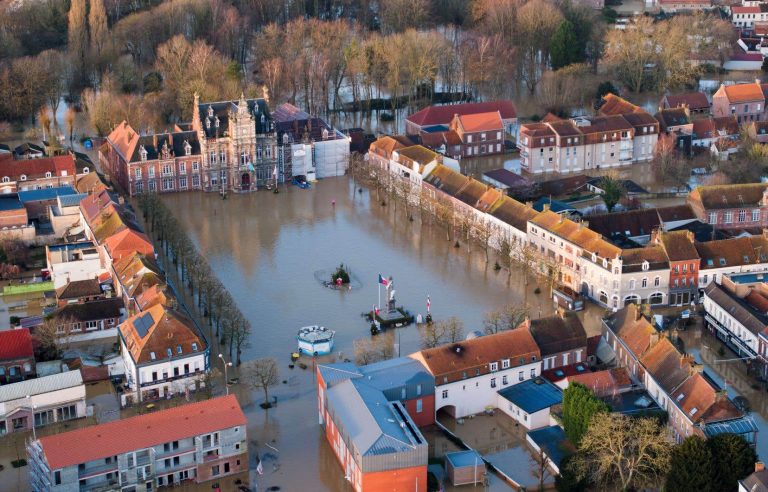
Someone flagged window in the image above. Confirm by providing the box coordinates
[725,212,733,223]
[502,359,510,369]
[150,352,156,360]
[134,168,142,179]
[212,465,220,477]
[489,362,498,372]
[441,389,448,399]
[739,209,746,222]
[654,276,660,287]
[531,368,536,378]
[192,161,199,172]
[179,176,187,189]
[54,471,61,485]
[148,167,155,178]
[518,371,524,381]
[490,378,497,388]
[192,175,200,187]
[166,348,172,357]
[162,178,174,190]
[416,384,422,396]
[192,342,198,352]
[502,375,508,385]
[135,181,144,194]
[642,278,647,288]
[45,171,51,178]
[162,164,172,175]
[416,399,423,413]
[179,163,186,173]
[176,345,182,354]
[0,177,7,183]
[85,320,98,330]
[19,175,26,181]
[629,279,635,290]
[401,388,406,399]
[753,209,761,222]
[56,404,77,421]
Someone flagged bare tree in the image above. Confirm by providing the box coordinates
[568,413,672,491]
[354,333,395,365]
[530,445,553,492]
[420,316,464,348]
[483,305,529,334]
[243,358,279,408]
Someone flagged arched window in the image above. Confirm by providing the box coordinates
[20,175,27,181]
[1,177,9,183]
[642,261,649,271]
[45,171,52,178]
[83,167,90,174]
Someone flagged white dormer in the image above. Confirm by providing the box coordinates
[214,116,220,128]
[20,175,26,181]
[206,117,211,129]
[140,146,148,161]
[184,141,192,156]
[642,260,649,271]
[45,171,52,178]
[207,106,214,118]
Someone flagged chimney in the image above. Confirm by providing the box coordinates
[580,220,589,230]
[756,462,765,473]
[543,203,550,212]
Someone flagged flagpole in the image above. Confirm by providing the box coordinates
[378,276,381,313]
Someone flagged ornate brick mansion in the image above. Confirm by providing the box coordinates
[99,94,348,196]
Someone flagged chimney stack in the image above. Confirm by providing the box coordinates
[756,462,765,473]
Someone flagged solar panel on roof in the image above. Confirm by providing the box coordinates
[134,312,155,338]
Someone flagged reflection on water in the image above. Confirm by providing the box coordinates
[161,177,559,490]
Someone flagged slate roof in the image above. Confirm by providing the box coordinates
[654,108,691,132]
[407,101,517,127]
[525,314,586,357]
[56,279,102,300]
[483,169,530,188]
[131,131,200,163]
[526,426,571,469]
[119,304,206,365]
[497,377,563,413]
[37,395,245,470]
[704,283,768,336]
[587,205,695,240]
[198,97,272,138]
[54,298,124,323]
[0,328,34,361]
[325,378,426,459]
[0,370,83,404]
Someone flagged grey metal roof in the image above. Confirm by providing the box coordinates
[701,416,759,438]
[317,363,362,387]
[0,370,83,403]
[527,426,570,468]
[326,378,425,457]
[359,357,433,392]
[497,377,563,413]
[445,450,483,468]
[58,193,88,208]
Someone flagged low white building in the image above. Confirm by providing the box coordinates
[703,279,767,363]
[45,242,104,289]
[118,304,209,406]
[0,370,86,435]
[496,377,563,429]
[410,328,542,419]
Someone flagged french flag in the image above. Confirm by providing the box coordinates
[378,274,389,286]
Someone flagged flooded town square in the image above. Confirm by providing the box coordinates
[160,177,562,491]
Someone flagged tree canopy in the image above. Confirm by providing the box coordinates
[561,382,611,446]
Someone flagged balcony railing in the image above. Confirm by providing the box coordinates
[78,462,118,480]
[155,445,196,461]
[80,478,119,492]
[140,369,203,388]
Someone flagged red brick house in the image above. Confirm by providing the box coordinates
[100,121,203,196]
[448,111,505,157]
[0,328,35,384]
[654,230,700,305]
[688,183,768,230]
[660,92,710,114]
[712,81,768,123]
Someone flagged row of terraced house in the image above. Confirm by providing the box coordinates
[369,130,768,309]
[25,167,248,491]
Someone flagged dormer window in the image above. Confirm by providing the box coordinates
[489,362,498,372]
[1,177,9,183]
[45,171,51,178]
[642,260,649,271]
[207,106,214,118]
[176,345,182,354]
[191,342,198,351]
[206,118,211,129]
[150,352,156,360]
[140,146,148,161]
[166,348,172,357]
[184,141,191,156]
[214,116,220,128]
[592,253,597,262]
[20,175,26,181]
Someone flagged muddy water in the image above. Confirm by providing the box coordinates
[161,177,563,490]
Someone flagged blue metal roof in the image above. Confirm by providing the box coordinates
[497,377,563,413]
[58,193,87,208]
[527,426,570,468]
[317,362,362,387]
[702,417,759,438]
[359,357,433,392]
[17,186,77,204]
[0,195,23,211]
[445,450,483,468]
[532,197,577,214]
[47,241,96,252]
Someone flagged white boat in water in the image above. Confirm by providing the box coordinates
[297,325,335,355]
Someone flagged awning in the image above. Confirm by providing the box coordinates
[701,417,759,438]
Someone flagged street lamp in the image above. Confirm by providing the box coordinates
[218,354,233,395]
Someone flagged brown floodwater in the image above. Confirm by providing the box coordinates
[161,177,566,491]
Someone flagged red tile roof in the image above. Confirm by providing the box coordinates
[715,82,765,103]
[455,111,503,133]
[663,92,710,111]
[0,155,75,181]
[407,101,517,127]
[119,304,206,365]
[0,328,34,360]
[566,368,633,397]
[38,395,246,469]
[103,228,154,262]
